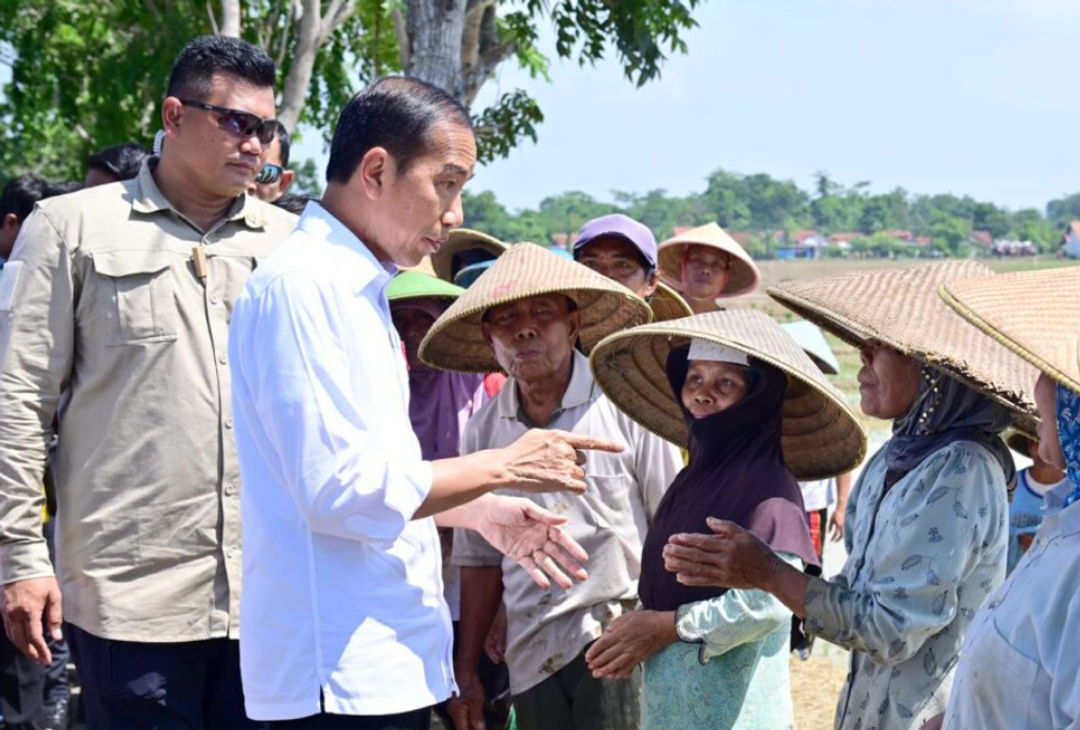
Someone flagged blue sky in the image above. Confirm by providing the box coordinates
[299,0,1080,214]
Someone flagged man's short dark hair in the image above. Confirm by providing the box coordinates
[325,76,473,184]
[275,123,291,168]
[87,143,149,181]
[273,193,309,215]
[166,35,276,101]
[0,174,49,222]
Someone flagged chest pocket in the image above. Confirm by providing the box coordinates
[92,249,178,345]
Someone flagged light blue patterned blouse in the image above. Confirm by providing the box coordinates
[641,554,801,730]
[804,441,1009,730]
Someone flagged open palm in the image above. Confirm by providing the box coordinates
[475,496,589,589]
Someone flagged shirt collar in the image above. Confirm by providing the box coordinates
[1041,481,1080,537]
[496,349,597,422]
[129,159,266,230]
[296,201,397,297]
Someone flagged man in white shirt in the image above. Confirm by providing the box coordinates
[229,77,618,729]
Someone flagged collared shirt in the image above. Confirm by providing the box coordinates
[804,441,1008,730]
[944,481,1080,730]
[229,202,450,721]
[0,161,295,642]
[452,350,682,695]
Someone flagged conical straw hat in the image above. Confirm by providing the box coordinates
[657,223,761,298]
[420,242,652,373]
[768,260,1039,421]
[940,266,1080,394]
[431,228,508,282]
[589,309,867,479]
[649,282,694,322]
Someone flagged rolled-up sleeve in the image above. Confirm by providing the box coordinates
[0,209,74,584]
[805,446,1005,664]
[230,272,431,546]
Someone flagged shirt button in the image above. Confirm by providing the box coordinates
[225,417,234,430]
[209,295,221,305]
[224,481,237,496]
[218,353,228,365]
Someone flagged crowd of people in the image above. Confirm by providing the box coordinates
[0,32,1076,730]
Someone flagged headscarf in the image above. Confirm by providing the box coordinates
[397,298,487,461]
[883,365,1015,490]
[638,347,819,612]
[1056,384,1080,506]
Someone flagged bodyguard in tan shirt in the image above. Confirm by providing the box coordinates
[0,36,295,728]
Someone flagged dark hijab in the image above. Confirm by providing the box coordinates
[883,365,1015,490]
[639,347,819,612]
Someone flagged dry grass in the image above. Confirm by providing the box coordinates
[791,648,850,730]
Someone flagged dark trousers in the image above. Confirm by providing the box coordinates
[66,622,263,730]
[0,631,45,729]
[513,648,640,730]
[268,707,430,730]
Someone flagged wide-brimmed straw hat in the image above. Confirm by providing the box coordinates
[940,266,1080,394]
[431,228,508,282]
[420,242,652,373]
[387,270,465,304]
[656,223,761,298]
[588,309,867,479]
[649,282,694,322]
[768,260,1039,421]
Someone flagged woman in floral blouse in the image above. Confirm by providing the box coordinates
[661,262,1037,730]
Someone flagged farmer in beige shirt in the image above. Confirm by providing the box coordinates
[0,35,295,728]
[418,243,682,730]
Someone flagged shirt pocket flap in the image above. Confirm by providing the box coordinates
[92,249,172,278]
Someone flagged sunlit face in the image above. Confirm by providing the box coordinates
[164,73,276,199]
[1034,373,1067,470]
[681,360,751,419]
[857,340,922,419]
[681,245,732,301]
[368,121,476,268]
[390,301,440,371]
[576,237,657,297]
[481,294,580,383]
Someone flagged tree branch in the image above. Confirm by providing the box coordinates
[391,6,410,70]
[219,0,242,37]
[206,0,220,33]
[277,0,321,132]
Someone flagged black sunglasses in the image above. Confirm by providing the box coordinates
[180,99,279,145]
[255,163,284,185]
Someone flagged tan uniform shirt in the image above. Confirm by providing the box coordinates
[452,350,682,694]
[0,162,296,642]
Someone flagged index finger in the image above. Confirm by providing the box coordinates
[667,532,728,550]
[557,432,624,453]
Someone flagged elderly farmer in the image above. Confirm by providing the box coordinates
[656,223,760,314]
[419,242,683,730]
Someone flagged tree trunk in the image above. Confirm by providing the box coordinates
[219,0,242,37]
[405,0,467,99]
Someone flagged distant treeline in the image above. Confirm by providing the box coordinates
[464,169,1080,257]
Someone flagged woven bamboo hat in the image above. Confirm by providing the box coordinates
[589,309,867,479]
[656,223,761,298]
[420,242,652,373]
[649,282,694,322]
[940,266,1080,394]
[768,260,1039,420]
[431,228,508,282]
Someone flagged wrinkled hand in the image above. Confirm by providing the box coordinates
[474,495,589,589]
[585,610,676,680]
[484,603,508,665]
[828,506,845,543]
[500,429,623,495]
[448,670,487,730]
[663,518,783,591]
[1,576,63,665]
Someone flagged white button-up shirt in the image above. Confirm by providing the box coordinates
[229,203,453,721]
[944,481,1080,730]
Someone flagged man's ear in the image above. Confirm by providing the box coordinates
[278,169,295,196]
[356,147,391,201]
[480,320,493,348]
[642,269,660,298]
[161,97,184,139]
[566,308,582,343]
